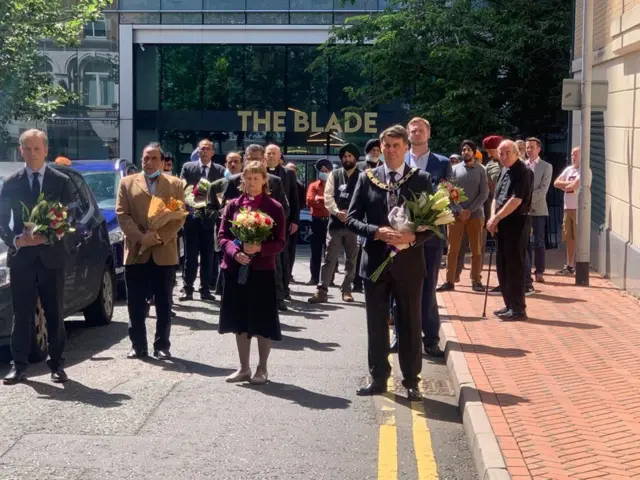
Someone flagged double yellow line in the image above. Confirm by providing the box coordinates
[377,355,439,480]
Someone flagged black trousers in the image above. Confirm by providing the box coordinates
[10,258,66,369]
[496,215,530,313]
[310,217,328,283]
[354,245,364,290]
[183,221,214,294]
[364,269,423,388]
[288,230,298,280]
[126,259,175,353]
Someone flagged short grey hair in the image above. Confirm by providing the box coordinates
[19,129,48,148]
[143,142,164,157]
[245,144,265,156]
[498,139,519,155]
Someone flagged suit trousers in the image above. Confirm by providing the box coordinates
[10,258,66,369]
[365,269,423,388]
[183,220,214,294]
[496,215,530,313]
[527,215,547,279]
[287,230,298,281]
[126,259,175,353]
[353,243,364,290]
[446,217,484,284]
[310,217,329,283]
[319,228,358,293]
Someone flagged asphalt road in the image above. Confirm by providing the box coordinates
[0,251,476,479]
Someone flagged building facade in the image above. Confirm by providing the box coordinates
[1,0,407,178]
[572,1,640,293]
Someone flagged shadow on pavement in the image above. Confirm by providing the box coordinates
[172,316,218,331]
[450,315,601,329]
[398,396,462,424]
[448,341,530,358]
[238,381,352,410]
[539,279,619,290]
[530,292,586,303]
[24,379,131,408]
[173,303,219,315]
[280,323,307,333]
[275,335,340,352]
[152,356,235,378]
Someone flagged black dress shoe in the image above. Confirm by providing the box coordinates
[179,292,193,302]
[154,349,172,360]
[127,349,148,359]
[424,344,445,358]
[493,307,509,316]
[51,368,68,383]
[389,338,398,353]
[305,279,319,286]
[357,381,388,396]
[171,310,177,318]
[407,387,423,402]
[277,300,288,312]
[201,291,215,301]
[499,310,528,321]
[436,282,455,292]
[3,366,26,385]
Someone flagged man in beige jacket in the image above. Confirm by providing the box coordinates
[116,142,186,360]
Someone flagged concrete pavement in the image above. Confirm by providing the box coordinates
[0,250,475,480]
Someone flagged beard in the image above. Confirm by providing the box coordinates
[342,161,355,170]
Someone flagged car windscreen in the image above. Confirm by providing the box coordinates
[81,170,120,210]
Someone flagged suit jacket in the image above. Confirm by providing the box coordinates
[347,166,434,280]
[222,173,290,219]
[116,173,186,266]
[268,165,300,224]
[528,158,552,216]
[218,195,286,272]
[0,165,74,269]
[180,160,226,187]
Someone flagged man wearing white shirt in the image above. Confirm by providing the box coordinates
[554,147,585,275]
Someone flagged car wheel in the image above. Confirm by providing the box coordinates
[83,266,115,326]
[298,222,312,245]
[28,297,48,363]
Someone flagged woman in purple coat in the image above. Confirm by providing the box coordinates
[217,161,286,385]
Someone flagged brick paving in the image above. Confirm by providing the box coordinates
[440,249,640,479]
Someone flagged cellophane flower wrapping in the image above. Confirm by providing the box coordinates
[21,193,75,245]
[134,196,188,261]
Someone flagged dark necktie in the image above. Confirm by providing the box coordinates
[387,171,398,211]
[31,172,41,204]
[201,165,208,180]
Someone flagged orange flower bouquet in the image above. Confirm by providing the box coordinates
[134,196,188,261]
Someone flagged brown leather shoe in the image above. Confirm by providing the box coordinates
[342,293,355,303]
[308,290,328,304]
[535,273,545,283]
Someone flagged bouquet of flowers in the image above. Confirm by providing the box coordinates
[185,179,217,222]
[21,193,75,245]
[133,196,188,262]
[369,189,456,282]
[230,208,275,285]
[438,180,468,204]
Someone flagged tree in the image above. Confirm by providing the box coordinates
[0,0,110,131]
[320,0,572,152]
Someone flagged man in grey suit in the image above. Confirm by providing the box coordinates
[0,129,74,385]
[525,137,552,287]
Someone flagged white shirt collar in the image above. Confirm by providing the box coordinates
[383,162,405,181]
[25,163,47,177]
[198,159,211,170]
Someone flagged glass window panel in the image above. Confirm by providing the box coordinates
[161,0,202,9]
[334,0,367,9]
[290,12,332,24]
[46,119,78,160]
[77,120,119,159]
[203,45,244,110]
[246,12,288,24]
[203,0,244,8]
[203,12,245,23]
[329,48,368,112]
[162,12,202,23]
[119,13,161,23]
[160,45,203,110]
[287,46,328,111]
[246,0,287,9]
[244,46,286,110]
[285,132,327,155]
[289,0,332,9]
[120,0,160,9]
[135,45,160,111]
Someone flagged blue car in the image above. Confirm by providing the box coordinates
[71,159,137,297]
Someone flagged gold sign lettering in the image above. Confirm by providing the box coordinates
[310,112,323,133]
[236,110,378,134]
[294,111,309,132]
[273,111,286,132]
[364,112,378,133]
[253,111,270,131]
[238,111,251,132]
[324,113,342,133]
[344,112,362,133]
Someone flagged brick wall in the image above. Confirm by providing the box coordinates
[574,0,640,59]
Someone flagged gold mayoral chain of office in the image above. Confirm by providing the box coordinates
[365,167,419,192]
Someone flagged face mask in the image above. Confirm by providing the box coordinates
[224,168,232,179]
[318,172,329,182]
[144,169,161,179]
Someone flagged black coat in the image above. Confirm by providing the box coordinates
[0,166,74,269]
[268,165,300,225]
[180,160,226,187]
[222,173,290,219]
[347,165,434,280]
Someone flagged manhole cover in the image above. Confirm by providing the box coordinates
[391,378,454,396]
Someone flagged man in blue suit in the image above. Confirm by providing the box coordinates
[397,117,452,358]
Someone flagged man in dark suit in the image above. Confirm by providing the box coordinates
[265,144,299,306]
[285,162,306,282]
[347,125,434,401]
[179,138,226,302]
[0,129,74,385]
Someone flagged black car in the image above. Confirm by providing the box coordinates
[0,164,116,362]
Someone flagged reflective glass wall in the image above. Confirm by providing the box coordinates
[0,13,120,162]
[134,44,407,164]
